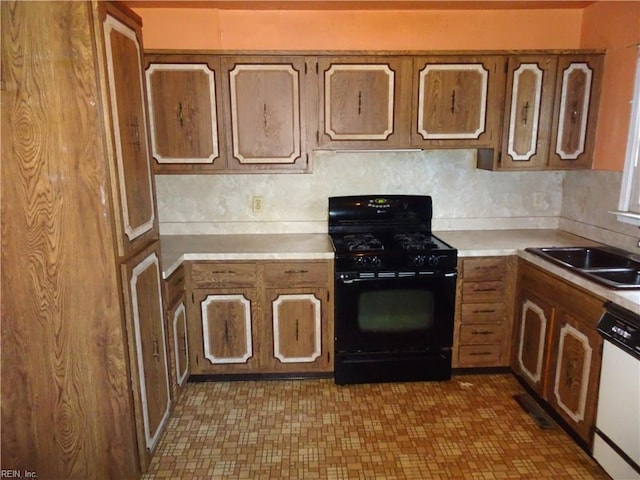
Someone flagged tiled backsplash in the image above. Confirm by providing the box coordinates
[155,149,637,251]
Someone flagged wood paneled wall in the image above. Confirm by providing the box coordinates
[1,2,139,478]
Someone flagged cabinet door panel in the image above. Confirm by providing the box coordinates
[272,293,322,363]
[264,288,331,372]
[547,310,603,444]
[172,302,189,387]
[515,292,554,395]
[102,13,157,254]
[412,56,505,148]
[222,56,308,172]
[316,57,412,148]
[121,242,171,460]
[500,56,557,169]
[145,60,222,170]
[548,55,602,169]
[202,294,253,363]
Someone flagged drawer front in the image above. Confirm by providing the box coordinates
[461,303,505,324]
[462,280,505,303]
[191,262,257,288]
[264,262,328,287]
[459,324,505,344]
[458,344,502,366]
[164,265,185,309]
[463,257,506,281]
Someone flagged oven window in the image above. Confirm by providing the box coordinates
[358,289,434,332]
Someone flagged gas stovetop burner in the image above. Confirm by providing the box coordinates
[328,195,458,273]
[344,233,384,252]
[394,232,438,251]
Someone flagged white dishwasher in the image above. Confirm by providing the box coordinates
[593,302,640,480]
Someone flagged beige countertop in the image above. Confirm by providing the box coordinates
[436,229,640,313]
[161,229,640,313]
[161,233,334,278]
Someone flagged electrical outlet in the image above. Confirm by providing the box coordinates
[252,196,264,213]
[533,192,545,208]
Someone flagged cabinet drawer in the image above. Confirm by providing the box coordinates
[191,262,257,288]
[459,324,505,344]
[264,262,328,287]
[461,303,505,324]
[462,281,505,303]
[458,344,502,365]
[463,257,506,281]
[164,265,185,309]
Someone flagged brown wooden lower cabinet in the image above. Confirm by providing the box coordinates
[120,241,172,470]
[185,260,334,376]
[164,265,189,401]
[453,256,516,368]
[512,259,605,449]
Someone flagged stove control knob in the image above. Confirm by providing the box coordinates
[427,255,440,267]
[370,256,382,268]
[411,255,426,267]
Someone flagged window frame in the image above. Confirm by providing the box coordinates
[613,45,640,225]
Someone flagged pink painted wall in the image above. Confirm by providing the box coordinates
[582,1,640,171]
[136,8,583,50]
[133,3,640,171]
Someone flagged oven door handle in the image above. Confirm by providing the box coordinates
[338,271,457,284]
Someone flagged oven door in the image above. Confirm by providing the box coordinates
[334,271,457,354]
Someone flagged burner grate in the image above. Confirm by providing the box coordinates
[394,232,437,251]
[344,233,384,252]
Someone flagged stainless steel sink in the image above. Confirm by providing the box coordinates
[525,246,640,289]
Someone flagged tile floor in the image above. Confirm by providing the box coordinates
[142,373,610,479]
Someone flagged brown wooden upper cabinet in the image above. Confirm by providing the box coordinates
[145,55,225,173]
[103,9,159,256]
[549,55,603,169]
[220,56,310,172]
[480,53,603,171]
[411,56,506,149]
[315,57,413,149]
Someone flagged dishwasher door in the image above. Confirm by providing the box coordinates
[593,302,640,479]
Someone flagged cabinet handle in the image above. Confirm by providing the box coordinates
[521,101,529,125]
[469,351,492,356]
[152,339,160,362]
[223,320,230,344]
[472,309,496,314]
[571,101,579,123]
[473,265,498,272]
[473,287,497,293]
[451,89,456,113]
[181,334,187,353]
[263,103,268,129]
[285,269,309,275]
[471,330,494,335]
[295,319,299,341]
[358,90,362,115]
[130,117,141,152]
[177,102,184,127]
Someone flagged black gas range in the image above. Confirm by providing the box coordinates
[328,195,458,385]
[329,195,457,276]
